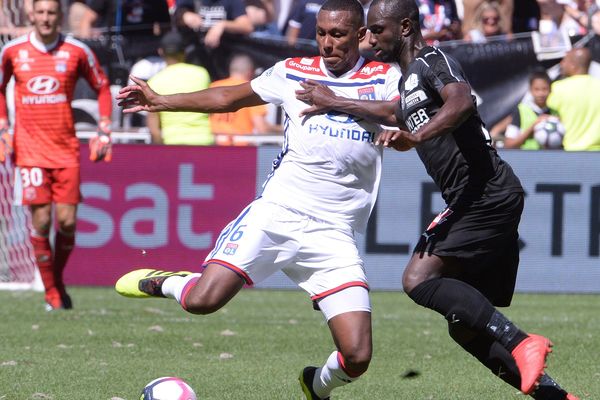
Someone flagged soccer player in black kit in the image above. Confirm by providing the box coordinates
[295,0,579,398]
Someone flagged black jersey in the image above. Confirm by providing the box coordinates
[398,47,523,208]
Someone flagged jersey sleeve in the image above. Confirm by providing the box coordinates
[383,65,401,101]
[76,42,112,120]
[0,46,14,122]
[380,65,401,130]
[423,51,467,96]
[250,60,287,106]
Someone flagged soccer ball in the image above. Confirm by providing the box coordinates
[140,377,197,400]
[533,116,565,149]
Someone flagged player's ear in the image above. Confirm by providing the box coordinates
[400,17,413,37]
[357,26,368,42]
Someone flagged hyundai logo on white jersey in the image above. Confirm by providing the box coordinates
[27,76,60,95]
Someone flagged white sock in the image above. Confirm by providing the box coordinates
[161,273,201,304]
[313,351,358,398]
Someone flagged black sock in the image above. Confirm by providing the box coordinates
[448,323,521,389]
[485,310,528,352]
[408,277,495,331]
[531,374,569,400]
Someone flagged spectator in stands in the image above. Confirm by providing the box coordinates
[70,0,170,39]
[418,0,462,44]
[246,0,278,35]
[547,47,600,150]
[536,0,571,38]
[563,0,600,35]
[174,0,254,49]
[286,0,325,45]
[464,1,508,42]
[0,0,33,38]
[174,0,254,79]
[273,0,295,35]
[503,70,558,149]
[512,0,540,33]
[146,31,213,145]
[462,0,513,38]
[69,0,170,61]
[209,53,283,146]
[67,0,93,38]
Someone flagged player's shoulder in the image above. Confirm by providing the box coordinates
[416,47,458,68]
[351,59,399,80]
[284,56,326,77]
[0,34,31,57]
[61,35,97,57]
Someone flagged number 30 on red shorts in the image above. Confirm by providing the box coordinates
[14,166,81,205]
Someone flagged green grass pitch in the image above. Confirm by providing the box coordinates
[0,288,597,399]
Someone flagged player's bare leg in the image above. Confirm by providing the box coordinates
[300,288,372,400]
[175,263,245,314]
[403,252,552,394]
[116,263,245,315]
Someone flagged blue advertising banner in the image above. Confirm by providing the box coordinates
[256,146,600,293]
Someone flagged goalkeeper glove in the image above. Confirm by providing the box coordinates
[0,120,12,163]
[89,119,112,162]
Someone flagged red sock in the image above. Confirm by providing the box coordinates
[54,230,75,295]
[30,234,58,305]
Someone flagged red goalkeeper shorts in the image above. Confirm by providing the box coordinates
[14,166,81,205]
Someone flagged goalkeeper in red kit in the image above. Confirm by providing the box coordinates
[0,0,112,310]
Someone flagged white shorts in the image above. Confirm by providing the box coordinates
[204,197,369,300]
[317,285,371,321]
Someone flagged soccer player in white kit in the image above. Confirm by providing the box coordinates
[115,1,400,398]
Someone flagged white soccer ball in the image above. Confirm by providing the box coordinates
[533,116,565,149]
[141,377,197,400]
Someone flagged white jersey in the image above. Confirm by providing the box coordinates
[250,56,400,233]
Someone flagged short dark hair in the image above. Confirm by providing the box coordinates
[370,0,420,26]
[160,31,186,56]
[320,0,364,28]
[529,69,551,85]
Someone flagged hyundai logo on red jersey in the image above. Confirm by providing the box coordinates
[27,75,60,95]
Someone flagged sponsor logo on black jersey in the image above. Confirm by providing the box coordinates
[404,73,419,92]
[404,90,428,108]
[406,108,430,133]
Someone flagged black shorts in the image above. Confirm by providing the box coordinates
[415,192,524,307]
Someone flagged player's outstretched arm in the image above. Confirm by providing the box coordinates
[117,76,266,114]
[296,79,397,126]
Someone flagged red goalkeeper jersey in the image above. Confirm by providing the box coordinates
[0,32,111,168]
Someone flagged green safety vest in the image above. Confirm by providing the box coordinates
[517,103,541,150]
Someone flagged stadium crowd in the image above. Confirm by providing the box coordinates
[1,0,600,149]
[1,1,598,48]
